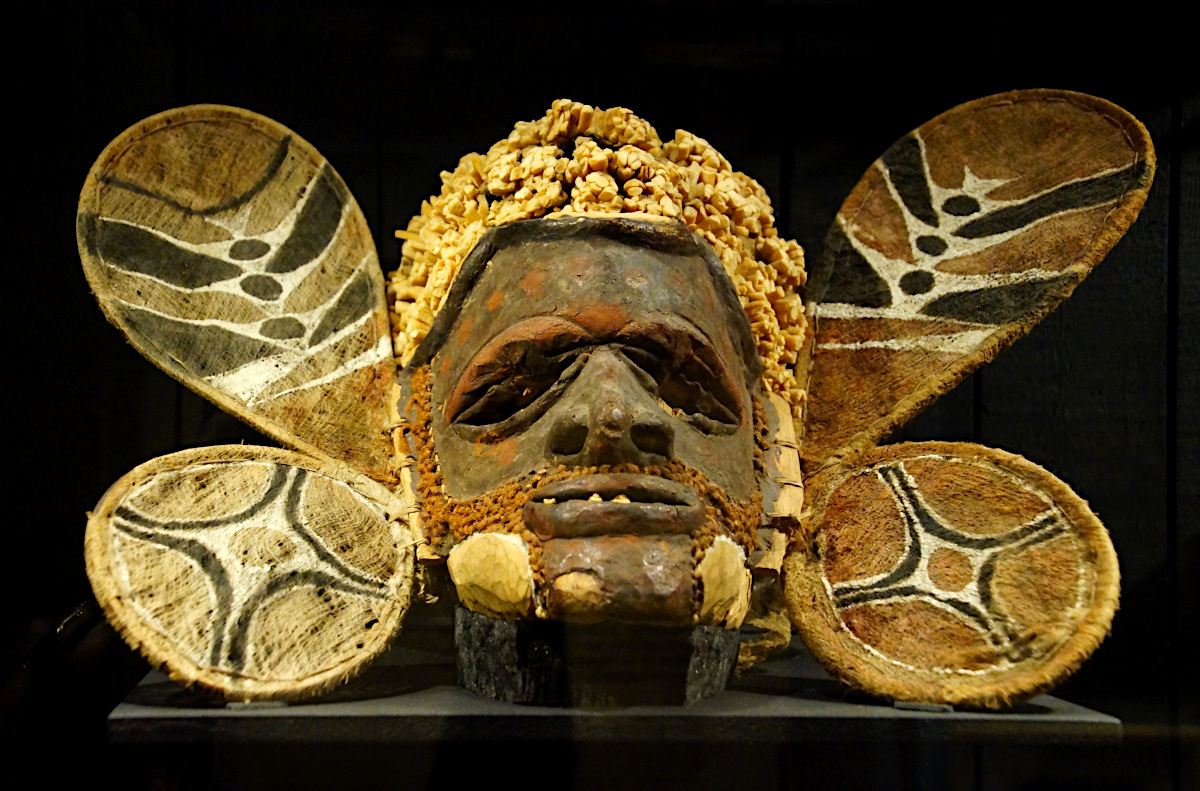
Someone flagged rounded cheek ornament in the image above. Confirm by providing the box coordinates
[75,93,1151,708]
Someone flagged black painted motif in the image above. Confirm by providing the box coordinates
[110,464,389,672]
[830,462,1071,659]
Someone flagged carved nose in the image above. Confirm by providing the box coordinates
[546,351,674,465]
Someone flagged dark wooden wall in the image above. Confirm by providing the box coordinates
[9,2,1194,788]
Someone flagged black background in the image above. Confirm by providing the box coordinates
[7,1,1195,788]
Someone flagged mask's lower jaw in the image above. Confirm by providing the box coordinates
[441,465,759,626]
[446,531,752,628]
[541,534,696,625]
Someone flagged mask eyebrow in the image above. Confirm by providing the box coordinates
[614,314,722,362]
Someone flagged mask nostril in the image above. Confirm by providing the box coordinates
[548,421,589,457]
[631,422,673,458]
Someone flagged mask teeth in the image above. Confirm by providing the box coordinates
[541,493,636,504]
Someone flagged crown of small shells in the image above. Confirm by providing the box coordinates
[387,100,808,415]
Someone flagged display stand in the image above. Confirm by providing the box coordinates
[103,631,1121,789]
[109,638,1119,746]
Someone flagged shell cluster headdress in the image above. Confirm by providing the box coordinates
[387,100,809,414]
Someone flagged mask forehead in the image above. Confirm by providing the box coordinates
[433,234,747,400]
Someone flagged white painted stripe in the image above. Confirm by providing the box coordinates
[255,333,392,406]
[817,329,994,354]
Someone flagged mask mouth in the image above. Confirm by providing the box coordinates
[522,473,706,541]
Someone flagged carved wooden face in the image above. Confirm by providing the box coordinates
[407,218,764,624]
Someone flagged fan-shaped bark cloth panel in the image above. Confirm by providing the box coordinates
[784,442,1119,709]
[802,90,1154,473]
[85,445,417,701]
[76,106,399,485]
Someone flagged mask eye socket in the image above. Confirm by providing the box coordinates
[617,334,744,435]
[443,319,745,439]
[447,342,589,438]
